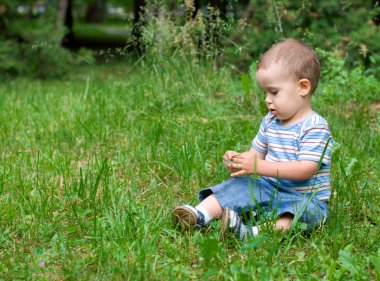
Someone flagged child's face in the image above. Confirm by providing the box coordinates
[256,62,311,126]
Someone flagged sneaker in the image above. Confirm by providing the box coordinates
[221,208,251,240]
[173,205,205,228]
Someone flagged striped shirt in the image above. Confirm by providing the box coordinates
[252,112,334,201]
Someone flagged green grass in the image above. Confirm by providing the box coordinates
[0,56,379,280]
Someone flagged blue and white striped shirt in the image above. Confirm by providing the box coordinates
[252,112,334,201]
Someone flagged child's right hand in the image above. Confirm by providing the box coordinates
[223,150,240,172]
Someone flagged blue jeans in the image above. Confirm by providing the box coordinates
[199,177,329,229]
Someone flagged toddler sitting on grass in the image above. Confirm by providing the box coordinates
[173,38,334,240]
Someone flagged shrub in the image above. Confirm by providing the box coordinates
[0,1,88,79]
[221,0,380,76]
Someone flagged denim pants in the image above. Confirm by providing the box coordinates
[199,177,329,229]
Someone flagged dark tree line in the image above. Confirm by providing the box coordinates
[61,0,231,49]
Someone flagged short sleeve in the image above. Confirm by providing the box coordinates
[252,113,272,153]
[298,122,333,165]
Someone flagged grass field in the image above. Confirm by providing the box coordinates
[0,55,379,280]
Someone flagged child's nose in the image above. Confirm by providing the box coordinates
[265,95,272,104]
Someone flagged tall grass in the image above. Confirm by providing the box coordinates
[0,53,379,279]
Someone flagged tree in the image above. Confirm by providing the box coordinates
[85,0,107,23]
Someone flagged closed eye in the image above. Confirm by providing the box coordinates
[264,90,278,95]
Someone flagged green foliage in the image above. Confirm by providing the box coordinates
[137,4,232,63]
[0,40,24,75]
[0,35,86,79]
[222,0,380,76]
[0,0,89,78]
[1,1,379,78]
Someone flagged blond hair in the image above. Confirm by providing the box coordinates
[257,39,320,94]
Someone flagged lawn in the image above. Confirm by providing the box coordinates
[0,55,379,280]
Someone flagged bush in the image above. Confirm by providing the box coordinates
[0,38,81,79]
[128,1,380,77]
[0,1,88,79]
[221,0,380,76]
[0,40,25,76]
[136,4,231,63]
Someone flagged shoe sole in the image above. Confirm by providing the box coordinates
[173,206,197,228]
[220,208,231,240]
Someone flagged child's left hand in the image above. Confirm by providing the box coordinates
[227,151,257,177]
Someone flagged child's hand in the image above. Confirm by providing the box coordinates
[223,150,240,172]
[227,151,257,177]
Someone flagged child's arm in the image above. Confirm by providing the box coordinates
[227,151,318,181]
[248,147,266,160]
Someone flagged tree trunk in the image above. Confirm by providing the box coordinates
[373,0,380,25]
[242,2,254,23]
[133,0,146,25]
[61,0,76,48]
[209,0,226,18]
[56,0,68,31]
[0,3,8,33]
[85,0,107,23]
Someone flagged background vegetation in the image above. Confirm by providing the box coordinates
[0,0,379,78]
[0,0,379,279]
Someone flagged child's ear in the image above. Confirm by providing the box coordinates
[298,79,311,96]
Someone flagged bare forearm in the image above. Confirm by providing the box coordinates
[248,148,266,160]
[229,151,318,180]
[255,159,318,181]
